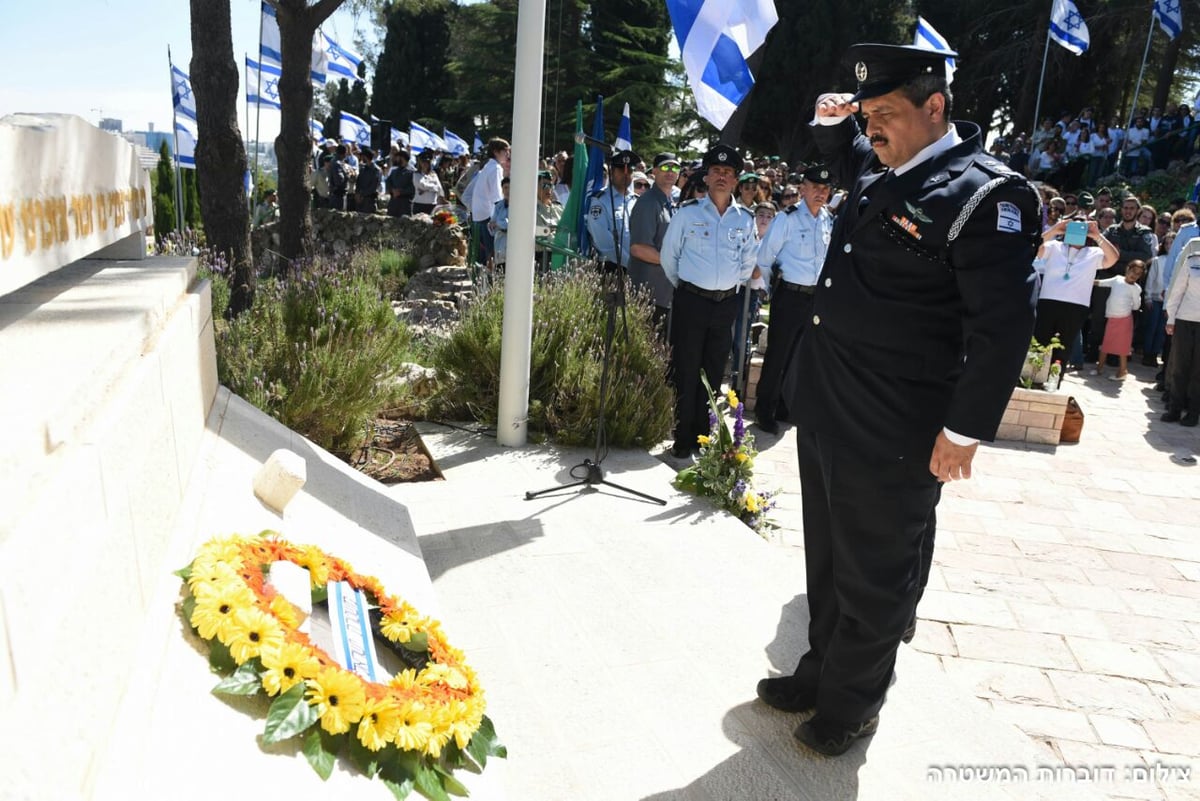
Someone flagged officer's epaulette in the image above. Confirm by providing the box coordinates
[784,204,799,214]
[679,198,699,207]
[589,190,604,199]
[973,155,1021,181]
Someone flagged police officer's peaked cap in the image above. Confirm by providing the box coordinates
[802,165,832,185]
[845,43,957,103]
[702,143,743,172]
[609,149,640,168]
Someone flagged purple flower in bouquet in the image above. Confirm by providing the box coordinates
[733,402,745,448]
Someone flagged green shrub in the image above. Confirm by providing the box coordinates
[207,253,412,453]
[429,268,674,447]
[365,248,421,299]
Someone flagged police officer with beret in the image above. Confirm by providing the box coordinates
[660,143,758,458]
[756,44,1039,755]
[586,150,639,269]
[752,165,835,433]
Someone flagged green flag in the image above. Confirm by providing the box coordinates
[552,100,590,271]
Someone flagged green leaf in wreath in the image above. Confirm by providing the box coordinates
[412,758,452,801]
[347,729,382,777]
[439,743,481,775]
[263,682,320,744]
[302,725,340,780]
[400,631,429,653]
[464,716,506,768]
[180,595,197,629]
[433,765,470,797]
[379,752,416,800]
[208,639,237,674]
[212,661,264,696]
[311,584,329,605]
[174,563,193,580]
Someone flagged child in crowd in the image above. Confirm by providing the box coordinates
[1093,260,1146,380]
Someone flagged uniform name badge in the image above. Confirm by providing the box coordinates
[996,201,1022,233]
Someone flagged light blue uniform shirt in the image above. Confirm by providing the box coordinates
[660,196,758,290]
[1164,221,1199,289]
[755,202,833,285]
[586,187,637,266]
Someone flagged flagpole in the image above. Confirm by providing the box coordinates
[1123,7,1156,163]
[245,53,252,214]
[253,5,265,213]
[169,45,184,236]
[1032,21,1053,138]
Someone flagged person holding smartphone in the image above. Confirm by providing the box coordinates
[1035,215,1120,367]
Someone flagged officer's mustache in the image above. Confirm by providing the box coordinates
[869,134,888,146]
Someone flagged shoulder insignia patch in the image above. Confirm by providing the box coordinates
[680,198,699,207]
[996,201,1022,233]
[784,204,799,214]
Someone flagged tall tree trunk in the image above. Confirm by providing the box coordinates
[273,0,344,262]
[1153,34,1183,112]
[189,0,254,315]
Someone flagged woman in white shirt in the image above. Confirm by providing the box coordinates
[1035,217,1120,366]
[412,152,445,215]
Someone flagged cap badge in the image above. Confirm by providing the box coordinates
[718,152,727,162]
[820,169,829,180]
[855,61,868,82]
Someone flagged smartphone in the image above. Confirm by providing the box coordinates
[1064,220,1088,247]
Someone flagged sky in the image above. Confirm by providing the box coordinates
[0,0,372,141]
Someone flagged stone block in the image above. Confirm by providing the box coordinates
[990,699,1097,742]
[1141,719,1200,755]
[1027,400,1068,415]
[1046,670,1166,718]
[253,449,308,513]
[1018,410,1056,429]
[1089,714,1153,749]
[951,624,1078,669]
[1065,637,1168,682]
[1001,408,1021,424]
[1026,426,1062,445]
[996,422,1028,441]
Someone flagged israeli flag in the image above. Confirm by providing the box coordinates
[171,65,197,122]
[246,57,282,110]
[615,102,632,151]
[1049,0,1089,55]
[310,119,325,139]
[443,128,470,156]
[322,32,364,83]
[260,2,327,84]
[1154,0,1182,40]
[175,119,197,169]
[409,121,447,154]
[473,133,484,154]
[339,111,371,147]
[913,16,956,83]
[392,127,408,146]
[665,0,778,130]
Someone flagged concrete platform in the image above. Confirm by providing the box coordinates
[396,425,1111,801]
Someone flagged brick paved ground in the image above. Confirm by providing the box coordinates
[751,361,1199,800]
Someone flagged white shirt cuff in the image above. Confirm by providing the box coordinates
[943,427,979,447]
[810,93,853,127]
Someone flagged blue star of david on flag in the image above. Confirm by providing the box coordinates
[245,57,282,111]
[1155,0,1182,40]
[1049,0,1089,55]
[171,65,197,121]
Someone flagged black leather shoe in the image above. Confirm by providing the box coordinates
[1182,414,1199,427]
[794,714,880,756]
[671,443,693,458]
[902,617,917,644]
[755,675,816,713]
[755,416,780,435]
[1162,410,1182,423]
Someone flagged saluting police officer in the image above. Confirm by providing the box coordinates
[586,150,638,269]
[756,44,1040,756]
[661,144,758,458]
[752,165,835,434]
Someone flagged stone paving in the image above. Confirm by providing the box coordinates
[749,360,1199,801]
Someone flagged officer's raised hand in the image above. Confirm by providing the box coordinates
[815,93,859,120]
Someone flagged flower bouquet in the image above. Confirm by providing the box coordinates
[177,532,504,799]
[673,373,776,533]
[431,208,458,227]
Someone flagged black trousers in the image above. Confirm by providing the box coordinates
[669,286,741,449]
[1034,299,1090,369]
[754,289,812,421]
[793,426,942,725]
[1086,284,1112,362]
[1167,319,1200,414]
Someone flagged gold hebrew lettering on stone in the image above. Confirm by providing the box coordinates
[0,204,15,259]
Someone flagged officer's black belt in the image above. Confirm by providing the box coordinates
[778,280,816,294]
[679,280,740,301]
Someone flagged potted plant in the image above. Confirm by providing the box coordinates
[1020,335,1062,388]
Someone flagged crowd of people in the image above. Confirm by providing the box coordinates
[985,104,1199,191]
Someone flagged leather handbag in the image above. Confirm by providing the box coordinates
[1060,397,1084,443]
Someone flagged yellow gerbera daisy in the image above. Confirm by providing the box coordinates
[380,612,413,643]
[190,582,257,641]
[357,697,402,751]
[726,389,740,408]
[445,700,480,749]
[390,669,420,693]
[744,492,761,514]
[260,641,320,696]
[226,605,285,664]
[295,545,330,587]
[734,452,750,464]
[268,594,302,631]
[422,663,469,690]
[307,667,366,735]
[696,435,711,446]
[393,700,434,752]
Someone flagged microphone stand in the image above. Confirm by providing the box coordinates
[525,169,665,505]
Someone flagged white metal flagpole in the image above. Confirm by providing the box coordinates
[1123,8,1156,153]
[495,0,548,447]
[169,45,184,236]
[252,8,266,213]
[1032,20,1053,136]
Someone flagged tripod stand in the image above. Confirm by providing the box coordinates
[525,261,666,505]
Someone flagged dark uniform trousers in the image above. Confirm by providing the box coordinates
[753,286,812,422]
[794,426,941,725]
[669,285,742,448]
